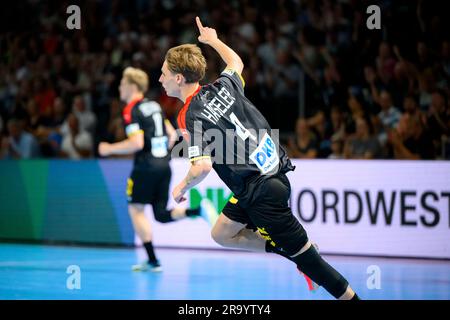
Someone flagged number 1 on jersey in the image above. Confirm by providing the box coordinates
[152,112,163,136]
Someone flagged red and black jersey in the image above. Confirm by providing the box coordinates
[123,98,170,169]
[177,69,294,205]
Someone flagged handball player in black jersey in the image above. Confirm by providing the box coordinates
[99,67,218,272]
[158,17,360,300]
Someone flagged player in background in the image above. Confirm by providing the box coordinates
[99,67,217,272]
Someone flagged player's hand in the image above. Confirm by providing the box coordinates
[172,183,187,203]
[196,16,218,45]
[98,142,111,157]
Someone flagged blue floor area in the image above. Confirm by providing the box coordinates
[0,243,449,300]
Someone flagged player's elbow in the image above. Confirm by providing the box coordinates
[135,141,144,151]
[227,58,244,75]
[199,160,213,174]
[237,57,244,70]
[234,58,244,75]
[192,158,213,175]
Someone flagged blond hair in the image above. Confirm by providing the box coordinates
[122,67,149,93]
[165,44,206,83]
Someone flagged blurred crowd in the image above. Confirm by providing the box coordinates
[0,0,449,160]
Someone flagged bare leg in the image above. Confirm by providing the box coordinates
[211,213,266,251]
[211,213,358,300]
[129,204,152,242]
[170,207,188,220]
[129,203,161,271]
[338,286,356,300]
[290,240,310,257]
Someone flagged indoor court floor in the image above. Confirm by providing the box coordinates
[0,243,449,300]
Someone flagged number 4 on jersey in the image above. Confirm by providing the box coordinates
[230,112,257,142]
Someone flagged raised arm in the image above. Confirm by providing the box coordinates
[195,16,244,74]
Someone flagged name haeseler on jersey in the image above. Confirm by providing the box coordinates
[200,87,235,125]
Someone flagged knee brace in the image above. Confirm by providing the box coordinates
[292,245,349,299]
[153,208,174,223]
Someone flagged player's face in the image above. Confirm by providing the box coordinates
[159,61,180,98]
[119,77,132,102]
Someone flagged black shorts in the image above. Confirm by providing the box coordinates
[222,173,308,255]
[126,164,171,208]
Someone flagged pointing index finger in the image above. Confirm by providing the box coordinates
[196,16,204,30]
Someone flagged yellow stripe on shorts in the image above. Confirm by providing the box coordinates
[229,196,238,204]
[126,178,134,197]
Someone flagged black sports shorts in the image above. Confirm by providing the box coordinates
[222,173,308,255]
[127,163,171,208]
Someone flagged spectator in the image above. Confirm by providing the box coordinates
[25,99,52,135]
[388,113,435,160]
[305,110,333,158]
[287,118,319,159]
[1,118,40,159]
[376,90,402,146]
[329,106,346,141]
[403,94,427,126]
[418,68,437,111]
[364,64,383,111]
[427,90,450,155]
[51,97,68,127]
[71,95,97,135]
[0,1,448,160]
[118,19,139,46]
[270,50,300,99]
[33,77,56,115]
[257,29,287,69]
[36,97,68,157]
[378,90,402,129]
[415,41,434,72]
[347,93,367,123]
[344,117,381,159]
[60,113,93,159]
[328,137,344,159]
[376,42,397,85]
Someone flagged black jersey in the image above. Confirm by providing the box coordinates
[177,69,294,206]
[123,98,170,169]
